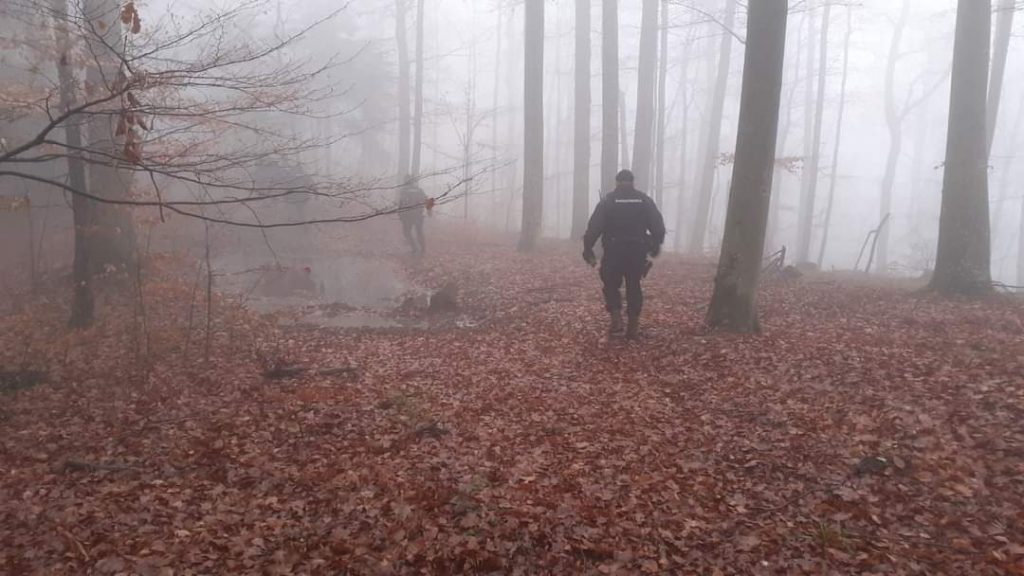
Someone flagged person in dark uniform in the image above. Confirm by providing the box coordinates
[582,169,666,339]
[398,182,427,256]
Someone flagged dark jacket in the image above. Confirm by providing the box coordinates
[398,186,427,222]
[583,185,666,253]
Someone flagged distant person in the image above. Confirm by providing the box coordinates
[582,169,665,339]
[398,182,427,256]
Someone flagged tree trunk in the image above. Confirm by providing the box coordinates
[653,0,669,207]
[930,0,992,295]
[875,0,909,273]
[631,0,659,192]
[1018,197,1024,286]
[817,7,853,268]
[601,0,619,195]
[795,3,829,264]
[53,0,94,327]
[619,89,630,170]
[707,0,789,333]
[766,16,803,253]
[411,0,425,177]
[571,0,591,238]
[519,0,544,251]
[987,0,1015,156]
[673,32,693,251]
[687,0,737,254]
[491,5,503,226]
[395,0,411,180]
[83,0,136,274]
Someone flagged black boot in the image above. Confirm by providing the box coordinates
[609,311,624,335]
[625,314,640,340]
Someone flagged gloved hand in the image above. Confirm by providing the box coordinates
[583,247,597,267]
[649,243,662,258]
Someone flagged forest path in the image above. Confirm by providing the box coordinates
[1,229,1023,574]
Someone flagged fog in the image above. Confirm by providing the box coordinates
[2,0,1022,284]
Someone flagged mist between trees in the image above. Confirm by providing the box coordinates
[0,0,1021,329]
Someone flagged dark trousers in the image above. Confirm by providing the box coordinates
[401,218,425,254]
[600,244,647,317]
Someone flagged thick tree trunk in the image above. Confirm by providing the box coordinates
[571,0,591,238]
[653,0,669,207]
[795,3,829,264]
[53,0,94,327]
[687,0,737,254]
[817,7,853,267]
[707,0,788,333]
[601,0,619,195]
[930,0,992,295]
[82,0,136,273]
[987,0,1015,156]
[411,0,425,177]
[395,0,411,180]
[631,0,659,191]
[519,0,544,251]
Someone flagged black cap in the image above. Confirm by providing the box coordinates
[615,169,634,183]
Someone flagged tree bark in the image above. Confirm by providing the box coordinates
[395,0,411,181]
[653,0,669,207]
[53,0,94,327]
[687,0,737,254]
[930,0,992,295]
[571,0,591,238]
[707,0,789,333]
[795,2,829,264]
[817,6,852,268]
[631,0,659,192]
[519,0,544,251]
[411,0,425,177]
[987,0,1015,157]
[601,0,619,195]
[82,0,136,273]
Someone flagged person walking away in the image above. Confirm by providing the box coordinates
[398,182,427,256]
[583,169,665,339]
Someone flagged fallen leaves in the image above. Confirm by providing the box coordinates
[0,227,1023,574]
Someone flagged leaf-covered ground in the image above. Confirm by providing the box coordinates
[2,227,1023,575]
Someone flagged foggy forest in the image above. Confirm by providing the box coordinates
[1,0,1023,573]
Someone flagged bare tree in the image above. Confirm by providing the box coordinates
[931,0,992,295]
[795,1,830,265]
[601,0,619,195]
[52,0,93,327]
[519,0,544,251]
[688,0,737,254]
[631,0,659,192]
[395,0,412,180]
[653,0,670,208]
[708,0,789,332]
[411,0,426,178]
[987,0,1016,157]
[571,0,591,238]
[816,6,853,267]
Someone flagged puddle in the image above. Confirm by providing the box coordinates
[214,255,426,329]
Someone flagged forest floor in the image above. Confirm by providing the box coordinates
[1,223,1023,575]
